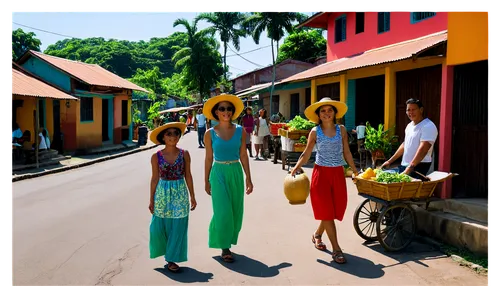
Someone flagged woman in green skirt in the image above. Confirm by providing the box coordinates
[149,122,197,272]
[203,94,254,263]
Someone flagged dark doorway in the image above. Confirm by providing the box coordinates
[102,99,109,141]
[290,93,300,119]
[451,60,488,198]
[396,65,442,168]
[317,82,340,101]
[305,88,311,108]
[52,100,62,153]
[355,75,385,127]
[122,100,128,126]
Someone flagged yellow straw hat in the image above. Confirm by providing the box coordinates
[304,97,348,124]
[202,94,244,121]
[149,122,187,145]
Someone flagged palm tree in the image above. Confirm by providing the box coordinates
[172,18,223,100]
[243,12,303,116]
[196,12,247,81]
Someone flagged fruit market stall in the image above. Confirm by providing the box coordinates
[278,116,316,170]
[352,168,457,252]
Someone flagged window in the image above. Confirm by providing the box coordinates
[80,97,93,122]
[378,12,390,33]
[356,12,365,34]
[334,15,346,43]
[411,12,436,23]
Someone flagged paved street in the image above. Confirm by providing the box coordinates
[13,131,487,285]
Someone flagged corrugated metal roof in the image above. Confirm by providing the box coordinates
[281,31,448,84]
[12,67,78,100]
[29,51,149,92]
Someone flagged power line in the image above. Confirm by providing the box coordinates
[227,65,246,72]
[226,45,272,57]
[13,22,77,39]
[227,45,265,68]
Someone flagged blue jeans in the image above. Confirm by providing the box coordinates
[197,126,206,146]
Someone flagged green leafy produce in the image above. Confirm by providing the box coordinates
[299,136,307,144]
[374,169,412,183]
[286,116,316,131]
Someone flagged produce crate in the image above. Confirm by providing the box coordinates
[270,123,287,136]
[354,171,456,201]
[293,143,306,152]
[278,128,310,140]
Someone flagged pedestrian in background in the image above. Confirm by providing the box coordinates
[203,94,254,263]
[148,122,197,273]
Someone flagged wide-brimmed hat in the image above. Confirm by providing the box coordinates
[149,122,187,145]
[304,97,348,124]
[202,94,244,121]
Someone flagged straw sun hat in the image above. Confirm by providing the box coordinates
[304,97,348,124]
[149,122,187,145]
[202,94,244,121]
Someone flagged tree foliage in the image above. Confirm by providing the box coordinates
[277,29,326,63]
[12,28,42,61]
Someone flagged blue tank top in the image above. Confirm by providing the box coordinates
[315,125,344,167]
[211,124,242,161]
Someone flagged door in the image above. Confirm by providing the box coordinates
[52,100,62,152]
[290,93,300,119]
[317,83,340,101]
[451,61,488,198]
[102,99,109,141]
[355,75,385,128]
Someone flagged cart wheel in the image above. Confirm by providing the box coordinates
[353,199,383,241]
[376,203,416,252]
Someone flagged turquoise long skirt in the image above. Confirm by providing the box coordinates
[149,178,189,262]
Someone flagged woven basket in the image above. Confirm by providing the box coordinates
[278,129,310,140]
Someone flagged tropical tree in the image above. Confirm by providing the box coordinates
[195,12,247,81]
[277,29,326,63]
[12,28,42,60]
[172,18,224,100]
[243,12,305,116]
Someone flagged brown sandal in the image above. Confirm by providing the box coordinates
[332,250,346,264]
[221,250,234,263]
[312,234,327,251]
[167,262,180,272]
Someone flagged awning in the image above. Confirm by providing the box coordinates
[236,81,283,98]
[281,31,447,84]
[159,106,190,114]
[12,67,78,100]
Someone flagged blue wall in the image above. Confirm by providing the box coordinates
[22,57,72,92]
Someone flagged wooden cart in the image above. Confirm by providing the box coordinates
[352,171,457,252]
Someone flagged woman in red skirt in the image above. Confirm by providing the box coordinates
[291,97,358,264]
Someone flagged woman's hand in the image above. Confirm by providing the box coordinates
[290,166,300,177]
[149,201,154,214]
[245,178,253,195]
[190,197,197,211]
[205,182,211,196]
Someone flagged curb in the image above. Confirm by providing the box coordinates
[13,144,159,182]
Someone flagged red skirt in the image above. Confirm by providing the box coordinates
[310,164,348,221]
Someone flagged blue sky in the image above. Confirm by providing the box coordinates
[12,12,317,79]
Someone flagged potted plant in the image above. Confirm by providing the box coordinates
[364,122,396,160]
[293,136,308,152]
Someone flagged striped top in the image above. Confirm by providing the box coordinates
[315,125,344,167]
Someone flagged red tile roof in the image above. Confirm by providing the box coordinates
[28,51,148,92]
[12,67,77,100]
[281,31,448,84]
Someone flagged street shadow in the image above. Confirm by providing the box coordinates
[361,238,447,269]
[154,266,214,283]
[212,253,292,277]
[317,252,385,279]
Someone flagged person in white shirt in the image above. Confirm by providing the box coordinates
[38,129,48,150]
[194,108,208,148]
[352,122,366,151]
[381,98,438,179]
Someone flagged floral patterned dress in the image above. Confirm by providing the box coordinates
[149,149,190,262]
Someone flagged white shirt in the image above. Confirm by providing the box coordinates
[356,125,366,139]
[39,133,48,150]
[402,118,438,166]
[257,118,270,137]
[196,114,206,127]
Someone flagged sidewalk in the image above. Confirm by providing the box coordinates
[12,139,158,182]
